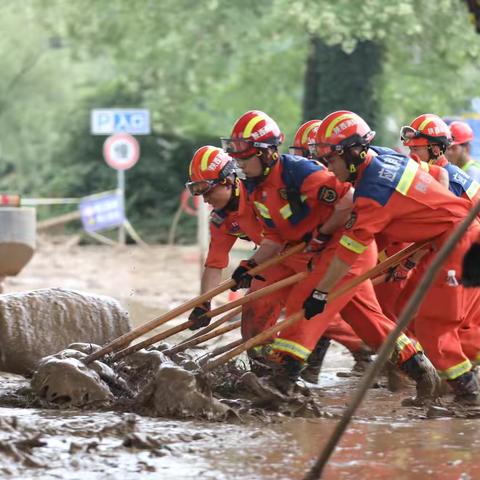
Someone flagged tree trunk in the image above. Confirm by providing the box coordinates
[302,36,383,128]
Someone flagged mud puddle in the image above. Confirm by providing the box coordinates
[0,346,479,479]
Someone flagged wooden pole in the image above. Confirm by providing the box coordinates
[303,200,480,480]
[83,242,305,364]
[203,241,427,372]
[112,272,306,360]
[165,320,241,356]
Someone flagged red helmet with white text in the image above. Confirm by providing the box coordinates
[290,120,322,157]
[312,110,375,161]
[400,114,452,150]
[221,110,284,160]
[186,146,235,196]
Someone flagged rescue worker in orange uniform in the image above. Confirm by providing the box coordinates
[391,117,480,346]
[446,121,480,183]
[221,110,431,393]
[186,146,262,329]
[306,110,480,404]
[375,115,476,322]
[401,114,480,204]
[186,143,370,378]
[290,120,374,380]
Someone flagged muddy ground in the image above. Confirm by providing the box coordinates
[1,236,479,479]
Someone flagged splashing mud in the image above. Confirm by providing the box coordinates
[0,288,131,375]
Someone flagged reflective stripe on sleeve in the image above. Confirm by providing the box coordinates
[395,159,419,195]
[339,234,368,254]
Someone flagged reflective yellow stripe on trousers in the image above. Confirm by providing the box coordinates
[438,359,472,380]
[272,338,311,361]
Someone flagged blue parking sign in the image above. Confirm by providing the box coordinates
[79,192,125,233]
[91,109,150,135]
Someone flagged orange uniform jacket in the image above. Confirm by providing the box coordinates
[205,181,262,269]
[243,154,351,244]
[337,149,473,266]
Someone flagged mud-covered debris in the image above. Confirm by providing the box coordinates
[426,405,455,418]
[97,414,138,437]
[0,433,46,468]
[69,441,99,454]
[31,355,114,407]
[31,344,136,407]
[122,433,165,450]
[135,363,229,419]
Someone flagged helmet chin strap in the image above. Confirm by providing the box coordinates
[343,147,368,183]
[247,150,278,183]
[427,144,445,164]
[225,176,240,212]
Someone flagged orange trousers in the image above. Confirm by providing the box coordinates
[394,224,480,379]
[242,241,418,363]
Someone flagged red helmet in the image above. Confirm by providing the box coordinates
[289,120,322,157]
[312,110,375,160]
[186,146,235,196]
[449,121,474,145]
[400,114,452,148]
[221,110,284,159]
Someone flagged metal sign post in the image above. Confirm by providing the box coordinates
[102,133,140,245]
[117,170,126,244]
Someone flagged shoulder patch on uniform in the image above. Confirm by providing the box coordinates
[278,188,288,200]
[318,186,338,204]
[344,211,357,230]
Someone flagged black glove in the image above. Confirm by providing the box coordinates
[231,259,265,291]
[462,242,480,287]
[385,258,416,282]
[303,230,332,253]
[303,289,328,320]
[188,301,211,330]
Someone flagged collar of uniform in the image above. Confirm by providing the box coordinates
[434,155,448,167]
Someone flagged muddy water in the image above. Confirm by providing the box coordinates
[0,348,479,479]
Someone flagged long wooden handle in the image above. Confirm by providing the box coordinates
[112,320,193,361]
[112,272,306,361]
[84,242,305,364]
[329,241,428,300]
[166,319,241,356]
[176,307,242,345]
[204,311,304,371]
[198,338,244,366]
[203,241,427,371]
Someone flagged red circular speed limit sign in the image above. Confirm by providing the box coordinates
[103,133,140,170]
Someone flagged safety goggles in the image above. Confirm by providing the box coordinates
[220,137,281,157]
[308,142,336,161]
[288,145,308,156]
[185,179,220,196]
[400,126,422,142]
[400,125,442,144]
[186,161,236,196]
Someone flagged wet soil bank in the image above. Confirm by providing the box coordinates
[0,346,479,480]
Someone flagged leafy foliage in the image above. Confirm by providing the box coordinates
[0,0,478,241]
